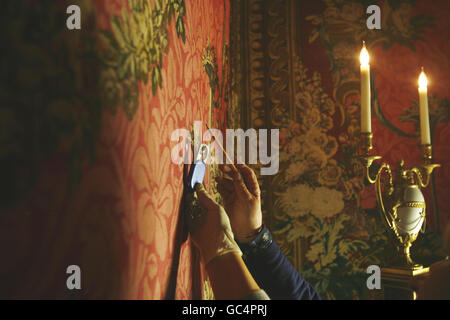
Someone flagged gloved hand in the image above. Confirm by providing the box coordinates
[215,164,263,243]
[188,184,242,265]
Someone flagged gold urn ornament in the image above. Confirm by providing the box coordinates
[388,182,426,268]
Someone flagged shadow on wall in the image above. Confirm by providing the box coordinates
[0,0,214,299]
[0,0,128,299]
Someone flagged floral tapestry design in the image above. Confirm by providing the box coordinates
[262,0,449,299]
[273,58,372,299]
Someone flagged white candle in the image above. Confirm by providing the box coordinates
[360,42,371,133]
[418,68,431,145]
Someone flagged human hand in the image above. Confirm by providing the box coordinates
[215,164,263,243]
[188,184,242,265]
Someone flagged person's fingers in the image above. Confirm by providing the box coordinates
[195,184,218,210]
[216,181,232,198]
[218,164,234,180]
[226,164,252,200]
[186,204,206,236]
[236,164,260,197]
[215,176,234,193]
[217,183,233,207]
[218,164,229,173]
[186,210,201,234]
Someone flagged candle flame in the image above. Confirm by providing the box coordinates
[418,69,428,91]
[360,44,370,66]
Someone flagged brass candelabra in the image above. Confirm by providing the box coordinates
[358,132,440,269]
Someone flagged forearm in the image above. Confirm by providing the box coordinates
[206,251,261,300]
[237,225,321,300]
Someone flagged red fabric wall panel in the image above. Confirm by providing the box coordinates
[0,0,229,299]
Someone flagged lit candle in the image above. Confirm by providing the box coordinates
[418,68,431,145]
[360,42,371,133]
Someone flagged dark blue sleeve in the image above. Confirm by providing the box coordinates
[237,225,321,300]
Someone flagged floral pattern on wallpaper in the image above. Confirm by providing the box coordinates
[0,0,229,299]
[0,0,187,205]
[271,0,449,299]
[273,58,374,299]
[99,0,186,120]
[94,0,230,299]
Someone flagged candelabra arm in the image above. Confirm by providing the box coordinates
[411,164,441,188]
[374,162,395,230]
[364,157,380,184]
[411,167,429,188]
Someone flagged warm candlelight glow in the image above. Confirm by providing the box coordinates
[418,69,428,92]
[418,67,430,145]
[360,41,371,133]
[360,44,370,66]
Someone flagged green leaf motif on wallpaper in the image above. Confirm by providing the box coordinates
[100,0,186,120]
[0,0,187,209]
[202,42,220,109]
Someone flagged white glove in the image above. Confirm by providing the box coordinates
[188,184,242,265]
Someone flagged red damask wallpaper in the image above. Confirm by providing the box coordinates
[0,0,229,299]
